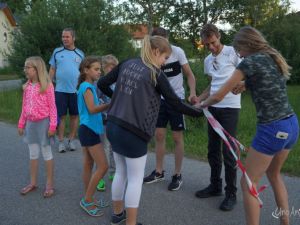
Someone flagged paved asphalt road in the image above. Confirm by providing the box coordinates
[0,121,300,225]
[0,79,22,91]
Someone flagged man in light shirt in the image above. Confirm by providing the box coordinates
[49,28,84,152]
[194,24,241,211]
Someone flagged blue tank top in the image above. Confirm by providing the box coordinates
[77,82,103,134]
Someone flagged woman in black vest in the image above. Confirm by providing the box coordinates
[98,35,201,225]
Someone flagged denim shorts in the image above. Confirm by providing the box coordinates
[252,114,299,155]
[78,125,101,147]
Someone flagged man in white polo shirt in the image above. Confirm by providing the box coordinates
[194,24,241,211]
[49,28,84,153]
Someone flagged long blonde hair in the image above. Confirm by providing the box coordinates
[233,26,291,79]
[24,56,51,92]
[141,35,171,85]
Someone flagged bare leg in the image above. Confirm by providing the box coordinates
[69,115,78,140]
[113,200,124,214]
[82,147,94,192]
[57,115,66,141]
[241,147,273,225]
[172,131,184,175]
[30,159,38,185]
[84,143,108,202]
[155,128,166,173]
[45,159,54,187]
[126,208,138,225]
[266,149,290,225]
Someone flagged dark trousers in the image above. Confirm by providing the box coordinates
[207,107,240,196]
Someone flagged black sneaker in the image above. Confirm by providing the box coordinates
[195,184,222,198]
[168,174,183,191]
[143,170,165,184]
[111,210,126,225]
[219,193,237,211]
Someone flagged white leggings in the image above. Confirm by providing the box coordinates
[112,152,147,208]
[28,144,53,161]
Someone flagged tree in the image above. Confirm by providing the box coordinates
[115,0,292,54]
[223,0,291,29]
[5,0,39,14]
[115,0,229,56]
[5,0,26,14]
[261,12,300,84]
[8,0,136,74]
[167,0,228,48]
[118,0,175,32]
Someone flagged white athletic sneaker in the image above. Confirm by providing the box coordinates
[68,139,76,151]
[58,141,66,153]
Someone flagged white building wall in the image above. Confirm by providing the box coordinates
[0,11,15,68]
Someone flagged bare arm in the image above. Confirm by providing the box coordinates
[232,81,246,95]
[49,66,56,81]
[84,89,110,114]
[199,69,245,108]
[156,71,202,117]
[182,63,196,102]
[191,76,211,104]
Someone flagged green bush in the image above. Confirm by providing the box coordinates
[0,66,15,75]
[261,12,300,84]
[8,0,137,77]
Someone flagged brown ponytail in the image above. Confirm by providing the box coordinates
[233,26,291,79]
[77,56,101,89]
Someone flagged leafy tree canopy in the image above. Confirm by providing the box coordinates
[8,0,136,73]
[261,12,300,84]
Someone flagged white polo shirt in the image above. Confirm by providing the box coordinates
[204,45,241,108]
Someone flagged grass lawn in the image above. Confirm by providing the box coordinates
[0,86,299,176]
[0,67,20,81]
[0,89,23,123]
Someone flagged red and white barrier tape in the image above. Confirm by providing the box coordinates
[203,108,267,208]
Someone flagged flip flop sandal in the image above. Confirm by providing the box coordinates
[43,186,54,198]
[20,184,37,195]
[94,198,109,208]
[80,198,104,217]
